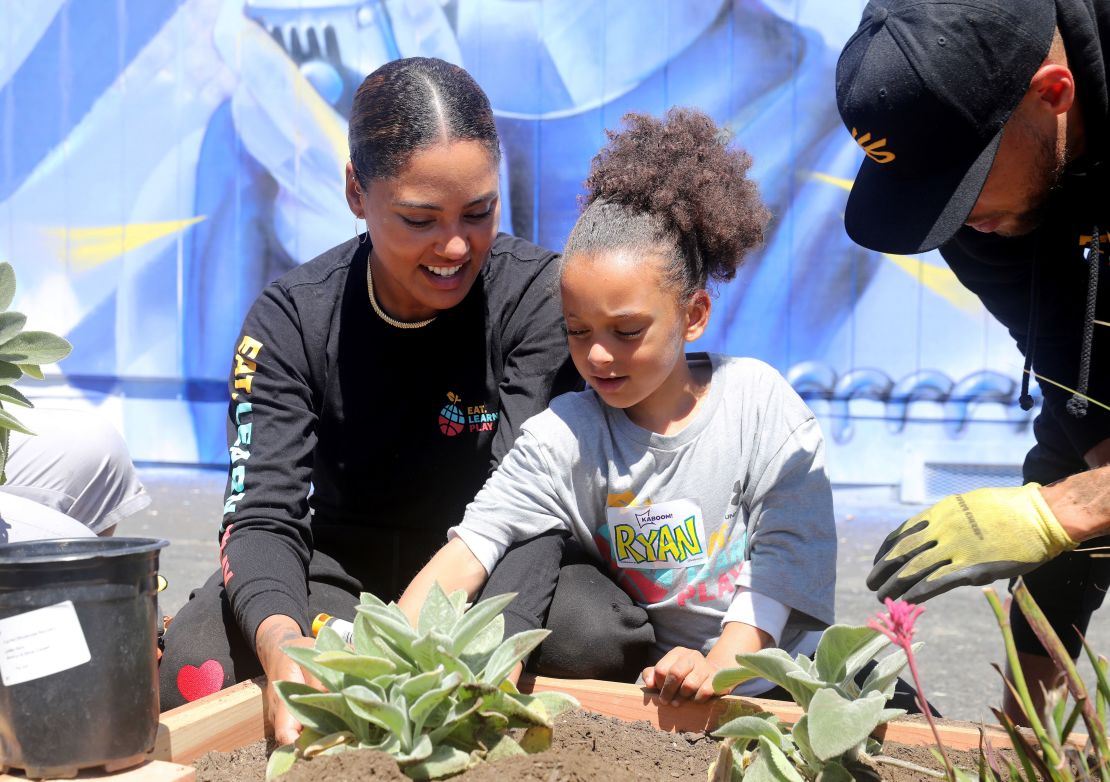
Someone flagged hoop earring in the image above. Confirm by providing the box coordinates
[355,216,368,245]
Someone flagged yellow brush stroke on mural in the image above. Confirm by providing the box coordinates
[43,216,206,270]
[807,170,981,314]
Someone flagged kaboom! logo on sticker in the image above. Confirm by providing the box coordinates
[438,391,466,437]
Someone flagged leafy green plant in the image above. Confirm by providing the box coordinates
[265,585,579,780]
[708,622,914,781]
[982,580,1110,782]
[0,262,72,482]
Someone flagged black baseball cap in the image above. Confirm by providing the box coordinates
[836,0,1056,254]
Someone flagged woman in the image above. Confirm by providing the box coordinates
[158,58,579,742]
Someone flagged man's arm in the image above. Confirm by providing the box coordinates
[1042,459,1110,542]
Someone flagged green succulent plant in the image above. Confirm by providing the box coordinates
[266,584,579,780]
[0,262,72,483]
[707,625,916,781]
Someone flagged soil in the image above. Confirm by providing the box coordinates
[192,710,1005,782]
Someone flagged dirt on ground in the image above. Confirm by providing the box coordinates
[192,709,1007,782]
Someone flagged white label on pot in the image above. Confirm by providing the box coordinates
[0,601,91,686]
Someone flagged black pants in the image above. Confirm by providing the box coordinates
[158,531,655,711]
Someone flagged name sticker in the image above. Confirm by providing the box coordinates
[0,601,91,686]
[605,498,709,570]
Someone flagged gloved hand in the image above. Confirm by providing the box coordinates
[867,483,1077,603]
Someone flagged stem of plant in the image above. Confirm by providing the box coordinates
[903,642,957,782]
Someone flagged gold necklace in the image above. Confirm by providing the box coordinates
[366,262,436,329]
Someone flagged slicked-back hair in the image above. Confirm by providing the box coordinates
[349,57,500,186]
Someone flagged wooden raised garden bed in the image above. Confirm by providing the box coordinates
[0,674,1071,781]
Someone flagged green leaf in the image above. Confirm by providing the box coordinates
[290,693,366,742]
[419,583,458,636]
[527,691,580,721]
[359,591,388,608]
[400,668,448,701]
[315,625,349,653]
[447,589,468,615]
[0,331,71,365]
[0,406,34,436]
[815,761,854,782]
[15,363,42,380]
[355,604,418,653]
[790,715,820,771]
[712,650,813,707]
[858,645,916,698]
[484,734,526,761]
[814,625,889,684]
[459,613,504,673]
[410,630,454,672]
[274,681,351,735]
[368,634,416,674]
[394,733,434,765]
[450,591,516,653]
[484,692,550,728]
[713,715,786,748]
[0,312,26,345]
[315,651,396,680]
[282,645,344,691]
[0,385,31,408]
[409,672,462,733]
[757,737,806,782]
[481,628,550,684]
[0,362,22,386]
[403,744,473,780]
[343,685,410,746]
[807,689,885,761]
[264,744,298,780]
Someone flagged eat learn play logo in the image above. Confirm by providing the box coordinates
[438,391,499,437]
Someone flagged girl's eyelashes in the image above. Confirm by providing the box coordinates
[399,208,494,228]
[566,328,590,337]
[400,215,434,227]
[465,208,495,222]
[616,329,643,339]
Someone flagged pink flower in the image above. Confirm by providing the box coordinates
[867,597,925,650]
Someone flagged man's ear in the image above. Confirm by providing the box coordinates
[1029,63,1075,116]
[345,161,364,217]
[684,290,711,342]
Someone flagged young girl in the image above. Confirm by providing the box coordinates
[400,108,836,703]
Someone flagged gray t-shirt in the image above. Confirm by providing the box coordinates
[452,353,836,665]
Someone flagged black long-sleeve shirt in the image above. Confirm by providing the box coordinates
[217,233,579,648]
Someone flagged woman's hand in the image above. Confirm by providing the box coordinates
[255,615,321,746]
[641,647,723,704]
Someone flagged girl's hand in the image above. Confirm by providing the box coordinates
[641,646,723,704]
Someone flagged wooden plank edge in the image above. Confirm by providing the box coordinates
[145,672,1087,767]
[0,760,194,782]
[149,678,265,764]
[520,675,1086,753]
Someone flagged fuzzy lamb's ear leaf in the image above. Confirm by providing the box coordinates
[343,685,410,746]
[273,681,351,736]
[0,362,21,386]
[712,715,785,748]
[814,761,854,782]
[0,406,34,436]
[0,385,32,408]
[314,651,396,680]
[807,689,886,761]
[450,591,516,653]
[0,265,15,313]
[403,744,474,780]
[419,583,458,636]
[282,645,344,691]
[713,650,812,707]
[355,604,417,653]
[15,363,41,380]
[408,672,462,734]
[481,628,550,684]
[0,331,71,365]
[814,625,889,684]
[858,644,917,698]
[744,737,805,782]
[264,744,298,780]
[460,613,503,673]
[315,626,349,653]
[447,589,468,615]
[527,691,579,721]
[394,733,434,766]
[400,668,447,701]
[0,313,26,346]
[518,725,553,754]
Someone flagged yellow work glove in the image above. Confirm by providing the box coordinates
[866,483,1077,603]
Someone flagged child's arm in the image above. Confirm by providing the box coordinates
[642,621,773,704]
[398,537,489,626]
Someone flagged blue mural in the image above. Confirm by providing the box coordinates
[0,0,1035,480]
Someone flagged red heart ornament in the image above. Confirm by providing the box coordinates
[176,659,226,702]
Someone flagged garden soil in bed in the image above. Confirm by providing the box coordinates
[193,710,996,782]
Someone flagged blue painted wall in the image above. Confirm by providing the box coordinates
[0,1,1036,479]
